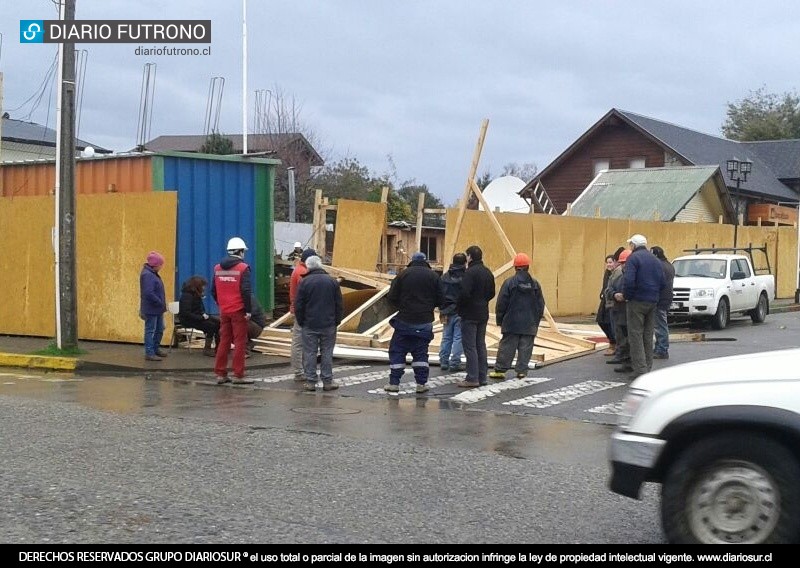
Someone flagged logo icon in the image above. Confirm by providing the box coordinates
[20,20,44,43]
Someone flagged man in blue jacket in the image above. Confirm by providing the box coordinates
[616,234,666,378]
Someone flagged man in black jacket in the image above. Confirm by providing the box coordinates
[489,252,545,380]
[385,252,442,394]
[295,256,344,392]
[456,245,496,388]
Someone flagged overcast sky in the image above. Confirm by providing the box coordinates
[2,0,799,205]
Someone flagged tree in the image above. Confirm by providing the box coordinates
[501,162,538,183]
[199,132,234,154]
[253,85,330,222]
[722,87,800,141]
[397,183,445,227]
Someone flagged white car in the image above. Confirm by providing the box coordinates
[608,348,800,544]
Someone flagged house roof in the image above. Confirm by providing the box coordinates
[142,133,324,167]
[1,117,112,153]
[522,109,798,204]
[741,138,800,181]
[569,166,734,222]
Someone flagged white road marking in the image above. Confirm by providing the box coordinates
[367,372,467,395]
[586,401,625,415]
[254,365,370,384]
[503,380,624,409]
[449,377,553,404]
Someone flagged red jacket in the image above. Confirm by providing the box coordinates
[289,261,308,313]
[212,257,251,315]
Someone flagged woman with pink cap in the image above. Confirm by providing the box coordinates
[139,251,168,361]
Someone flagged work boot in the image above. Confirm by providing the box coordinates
[203,347,216,357]
[415,384,430,393]
[489,370,506,380]
[606,357,630,365]
[383,384,399,392]
[322,382,339,391]
[456,380,480,388]
[144,354,163,361]
[614,365,634,373]
[156,349,168,357]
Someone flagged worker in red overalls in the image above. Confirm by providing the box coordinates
[211,237,254,384]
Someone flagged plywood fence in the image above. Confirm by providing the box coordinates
[0,193,177,342]
[444,209,798,316]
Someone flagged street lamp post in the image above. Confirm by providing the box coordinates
[726,158,752,248]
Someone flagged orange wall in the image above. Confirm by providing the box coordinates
[0,156,153,197]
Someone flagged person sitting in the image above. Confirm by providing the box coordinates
[246,294,267,356]
[178,276,221,357]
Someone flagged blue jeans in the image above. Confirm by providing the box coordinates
[143,315,165,356]
[654,308,669,355]
[438,314,463,368]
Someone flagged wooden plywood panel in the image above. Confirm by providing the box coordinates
[570,216,610,316]
[776,227,798,298]
[77,193,177,343]
[553,215,607,315]
[0,196,56,335]
[695,222,732,250]
[0,193,176,342]
[531,215,562,313]
[332,199,386,271]
[738,225,779,276]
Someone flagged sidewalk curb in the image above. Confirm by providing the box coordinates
[0,352,78,372]
[73,358,289,376]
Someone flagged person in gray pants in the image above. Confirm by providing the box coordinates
[489,252,545,380]
[294,256,343,392]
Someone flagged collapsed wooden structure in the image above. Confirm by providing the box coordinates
[254,119,601,367]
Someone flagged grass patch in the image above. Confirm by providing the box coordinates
[31,342,87,357]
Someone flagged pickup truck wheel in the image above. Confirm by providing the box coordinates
[750,293,768,324]
[661,433,800,544]
[711,297,729,330]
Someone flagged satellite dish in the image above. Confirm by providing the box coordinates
[81,146,96,158]
[479,175,528,212]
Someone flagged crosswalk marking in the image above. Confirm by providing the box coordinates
[254,365,370,384]
[586,401,624,415]
[367,372,467,395]
[503,380,624,409]
[449,377,553,404]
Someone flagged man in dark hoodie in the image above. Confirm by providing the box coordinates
[295,255,344,392]
[489,252,545,380]
[456,245,496,388]
[438,252,467,372]
[211,237,254,385]
[384,252,442,393]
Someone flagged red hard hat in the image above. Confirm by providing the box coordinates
[513,252,530,268]
[618,249,631,263]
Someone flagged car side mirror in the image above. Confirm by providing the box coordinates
[731,271,746,280]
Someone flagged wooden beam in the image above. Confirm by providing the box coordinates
[267,311,293,328]
[336,285,391,331]
[415,192,425,253]
[492,259,514,278]
[445,119,489,264]
[312,189,323,253]
[469,178,516,259]
[324,265,391,289]
[380,185,389,272]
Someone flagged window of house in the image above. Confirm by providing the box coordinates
[421,236,437,262]
[593,159,610,176]
[629,157,646,169]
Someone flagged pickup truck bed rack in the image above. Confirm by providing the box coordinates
[681,245,771,276]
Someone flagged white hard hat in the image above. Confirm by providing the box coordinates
[227,237,248,251]
[293,241,302,248]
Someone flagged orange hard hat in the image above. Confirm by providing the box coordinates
[618,249,631,263]
[513,252,531,268]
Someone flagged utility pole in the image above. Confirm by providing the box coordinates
[55,0,78,349]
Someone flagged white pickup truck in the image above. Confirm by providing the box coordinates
[668,253,775,330]
[609,348,800,544]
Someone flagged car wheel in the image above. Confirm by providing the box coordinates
[711,297,729,330]
[750,293,768,324]
[661,433,800,544]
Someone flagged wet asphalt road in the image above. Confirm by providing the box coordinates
[1,312,798,544]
